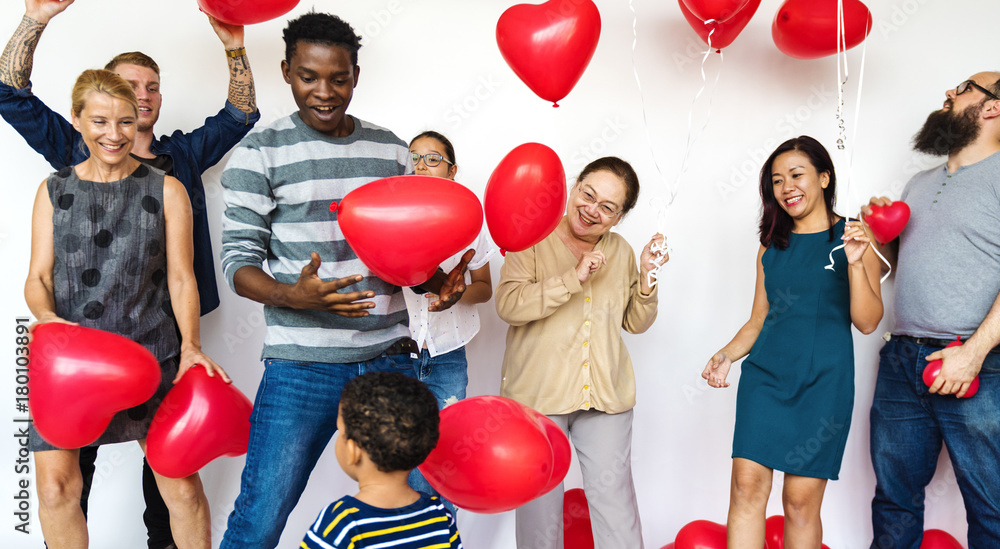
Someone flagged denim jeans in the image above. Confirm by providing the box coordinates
[869,337,1000,548]
[219,353,419,549]
[407,347,468,517]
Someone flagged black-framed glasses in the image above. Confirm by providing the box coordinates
[411,152,454,168]
[956,80,1000,101]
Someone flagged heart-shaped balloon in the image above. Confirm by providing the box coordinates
[526,406,572,495]
[197,0,300,26]
[772,0,872,59]
[496,0,602,106]
[674,519,727,549]
[765,515,831,549]
[865,201,911,243]
[418,396,559,513]
[484,143,567,254]
[146,366,253,478]
[681,0,750,23]
[679,0,761,50]
[332,176,484,287]
[28,323,161,449]
[563,488,594,549]
[922,337,979,398]
[920,529,964,549]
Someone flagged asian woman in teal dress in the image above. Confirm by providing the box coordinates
[702,136,883,548]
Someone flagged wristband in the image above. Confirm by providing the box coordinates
[226,47,246,58]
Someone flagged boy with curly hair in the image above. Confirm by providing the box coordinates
[301,372,462,548]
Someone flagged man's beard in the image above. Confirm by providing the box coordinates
[912,99,984,156]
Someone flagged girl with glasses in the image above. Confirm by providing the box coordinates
[404,130,497,515]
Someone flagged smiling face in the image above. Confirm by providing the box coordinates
[770,150,830,225]
[410,136,456,179]
[282,41,359,137]
[72,91,137,167]
[112,63,160,133]
[566,169,626,241]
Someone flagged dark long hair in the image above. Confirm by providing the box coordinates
[758,136,837,249]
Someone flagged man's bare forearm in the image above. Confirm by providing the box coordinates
[0,15,45,88]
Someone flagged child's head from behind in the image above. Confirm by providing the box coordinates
[338,372,440,474]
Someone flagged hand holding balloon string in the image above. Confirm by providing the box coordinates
[643,233,671,290]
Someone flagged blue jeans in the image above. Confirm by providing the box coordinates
[219,354,418,549]
[407,347,468,517]
[869,337,1000,548]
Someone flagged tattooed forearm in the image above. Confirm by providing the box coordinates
[0,15,46,88]
[227,52,256,115]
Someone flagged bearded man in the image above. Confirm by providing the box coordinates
[863,72,1000,549]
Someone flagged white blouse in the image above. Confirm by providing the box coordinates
[403,227,498,356]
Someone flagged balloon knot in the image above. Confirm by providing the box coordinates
[552,102,560,108]
[500,249,507,257]
[329,201,339,212]
[704,18,719,27]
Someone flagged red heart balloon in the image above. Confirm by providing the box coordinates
[681,0,750,23]
[920,529,964,549]
[332,176,484,287]
[496,0,601,106]
[675,519,727,549]
[146,366,252,478]
[525,406,572,495]
[922,338,979,398]
[28,324,161,449]
[678,0,761,50]
[772,0,872,60]
[418,396,557,513]
[563,488,594,549]
[764,515,831,549]
[865,201,911,243]
[197,0,300,26]
[484,143,567,254]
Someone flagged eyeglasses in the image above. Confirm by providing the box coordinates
[579,187,621,218]
[411,152,454,168]
[956,80,1000,101]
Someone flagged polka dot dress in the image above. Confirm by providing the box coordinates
[29,164,180,451]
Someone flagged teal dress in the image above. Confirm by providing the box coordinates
[733,219,853,480]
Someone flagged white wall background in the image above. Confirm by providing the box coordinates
[0,0,988,547]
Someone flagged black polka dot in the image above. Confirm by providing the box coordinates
[63,234,81,253]
[141,196,161,214]
[82,301,105,319]
[94,230,113,248]
[56,167,72,178]
[115,218,132,237]
[151,269,166,286]
[118,316,135,334]
[146,240,162,257]
[134,165,150,178]
[57,194,75,210]
[88,204,106,223]
[124,257,142,276]
[81,269,101,287]
[160,300,173,317]
[126,403,148,421]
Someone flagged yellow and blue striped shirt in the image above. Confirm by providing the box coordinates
[301,494,462,549]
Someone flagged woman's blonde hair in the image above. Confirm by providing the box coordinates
[71,69,138,118]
